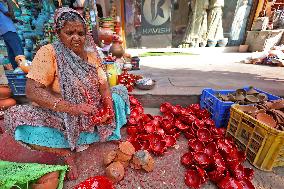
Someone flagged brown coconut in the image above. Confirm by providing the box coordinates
[103,150,117,166]
[105,161,125,183]
[118,141,135,156]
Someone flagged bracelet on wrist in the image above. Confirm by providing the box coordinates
[104,96,113,101]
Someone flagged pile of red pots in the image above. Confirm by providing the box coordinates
[117,70,142,92]
[182,137,254,188]
[126,96,255,188]
[126,96,179,155]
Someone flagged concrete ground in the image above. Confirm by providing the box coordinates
[1,51,284,188]
[130,52,284,107]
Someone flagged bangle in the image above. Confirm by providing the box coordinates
[104,96,113,101]
[53,98,63,110]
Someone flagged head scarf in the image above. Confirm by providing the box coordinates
[52,8,115,150]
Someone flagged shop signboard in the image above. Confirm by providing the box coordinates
[141,0,171,35]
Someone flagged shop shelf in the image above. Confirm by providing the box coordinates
[227,104,284,171]
[200,87,280,128]
[5,71,27,96]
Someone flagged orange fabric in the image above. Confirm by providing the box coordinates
[27,44,106,94]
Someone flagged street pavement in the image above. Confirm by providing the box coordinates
[130,53,284,107]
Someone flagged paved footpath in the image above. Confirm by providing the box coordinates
[131,53,284,96]
[129,53,284,107]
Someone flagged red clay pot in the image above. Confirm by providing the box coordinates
[144,123,157,134]
[163,112,175,122]
[126,126,138,136]
[208,169,226,183]
[136,105,144,114]
[204,119,215,127]
[213,153,226,171]
[188,104,201,112]
[130,109,140,118]
[128,117,138,125]
[143,114,154,122]
[239,179,255,189]
[194,119,205,129]
[151,140,167,155]
[156,127,165,136]
[204,142,218,156]
[172,105,181,115]
[194,152,212,167]
[197,128,212,142]
[184,169,202,189]
[188,139,205,152]
[162,119,174,131]
[244,168,254,180]
[166,128,178,135]
[163,135,176,147]
[139,140,150,151]
[160,102,171,113]
[181,152,194,167]
[175,120,189,130]
[184,131,196,139]
[218,175,243,189]
[75,176,114,189]
[194,165,209,184]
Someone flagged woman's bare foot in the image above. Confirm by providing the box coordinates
[64,154,79,180]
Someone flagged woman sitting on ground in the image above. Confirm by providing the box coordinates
[4,7,130,181]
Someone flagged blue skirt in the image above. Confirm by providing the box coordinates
[14,92,130,148]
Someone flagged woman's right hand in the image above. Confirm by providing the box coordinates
[68,103,97,116]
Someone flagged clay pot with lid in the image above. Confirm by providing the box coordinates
[0,86,12,100]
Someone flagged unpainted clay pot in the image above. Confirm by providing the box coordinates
[257,113,277,128]
[105,161,125,183]
[257,93,268,102]
[246,95,259,103]
[0,86,11,100]
[247,86,259,95]
[103,150,117,166]
[118,141,135,156]
[115,150,132,162]
[235,92,245,101]
[0,98,16,110]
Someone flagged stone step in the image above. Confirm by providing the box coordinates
[133,94,200,108]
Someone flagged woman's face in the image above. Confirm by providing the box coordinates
[59,21,86,55]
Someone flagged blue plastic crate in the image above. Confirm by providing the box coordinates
[200,87,281,128]
[5,71,27,96]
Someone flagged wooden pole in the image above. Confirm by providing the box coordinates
[120,0,126,49]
